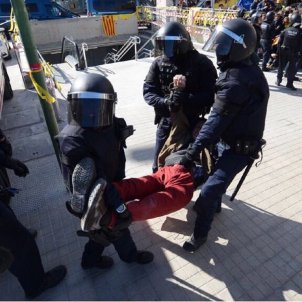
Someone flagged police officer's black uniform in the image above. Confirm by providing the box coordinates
[57,74,153,268]
[180,19,270,252]
[0,130,66,299]
[260,11,276,71]
[143,21,217,172]
[276,14,302,90]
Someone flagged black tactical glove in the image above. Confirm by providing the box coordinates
[179,153,194,170]
[179,147,197,170]
[165,90,187,113]
[5,158,29,177]
[112,209,132,231]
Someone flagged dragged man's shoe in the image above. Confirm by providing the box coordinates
[183,234,207,252]
[262,67,270,72]
[81,178,107,232]
[71,157,96,214]
[286,84,297,91]
[26,265,67,299]
[81,256,114,270]
[135,251,154,264]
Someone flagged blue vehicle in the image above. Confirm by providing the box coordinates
[86,0,137,16]
[0,0,78,25]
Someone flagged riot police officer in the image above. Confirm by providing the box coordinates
[143,21,217,173]
[179,19,270,252]
[57,73,153,268]
[250,12,263,56]
[276,13,302,90]
[260,11,276,71]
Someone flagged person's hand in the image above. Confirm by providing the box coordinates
[8,159,29,177]
[165,90,187,112]
[173,74,186,89]
[179,152,195,170]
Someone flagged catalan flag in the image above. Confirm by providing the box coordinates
[101,15,116,37]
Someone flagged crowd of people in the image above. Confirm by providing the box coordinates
[0,5,296,297]
[242,0,302,90]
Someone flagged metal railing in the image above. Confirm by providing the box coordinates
[134,30,157,60]
[60,36,86,70]
[104,36,141,64]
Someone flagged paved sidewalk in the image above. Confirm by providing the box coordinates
[1,52,302,301]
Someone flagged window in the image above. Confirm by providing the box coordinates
[25,3,39,13]
[0,4,11,13]
[92,0,136,13]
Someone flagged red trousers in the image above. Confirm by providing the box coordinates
[113,165,194,221]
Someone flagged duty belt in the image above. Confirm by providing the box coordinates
[230,138,266,201]
[224,139,263,157]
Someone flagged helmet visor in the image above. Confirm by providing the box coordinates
[155,36,188,58]
[203,24,247,57]
[68,91,117,128]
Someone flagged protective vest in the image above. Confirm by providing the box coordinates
[215,63,269,144]
[145,50,216,125]
[56,117,128,192]
[260,22,274,40]
[282,27,301,53]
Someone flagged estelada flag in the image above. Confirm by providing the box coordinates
[101,15,116,36]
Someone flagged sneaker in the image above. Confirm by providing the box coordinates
[81,178,107,232]
[81,256,114,270]
[286,84,297,91]
[262,67,270,72]
[71,157,96,214]
[294,76,300,81]
[135,251,154,264]
[275,80,281,86]
[183,234,207,252]
[26,265,67,299]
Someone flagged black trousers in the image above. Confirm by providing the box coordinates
[277,48,298,85]
[153,118,171,172]
[82,228,138,264]
[0,202,44,296]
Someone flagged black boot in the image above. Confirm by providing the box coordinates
[135,251,154,264]
[286,84,297,91]
[26,265,67,299]
[81,255,114,270]
[183,234,207,252]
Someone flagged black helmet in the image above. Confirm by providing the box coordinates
[154,21,193,59]
[290,13,301,27]
[67,73,117,128]
[250,12,262,25]
[203,19,256,67]
[237,8,247,18]
[265,11,275,23]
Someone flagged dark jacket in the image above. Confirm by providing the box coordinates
[189,60,269,155]
[278,26,302,54]
[143,49,217,127]
[260,21,275,41]
[57,117,128,207]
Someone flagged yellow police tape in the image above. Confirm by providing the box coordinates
[29,70,56,104]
